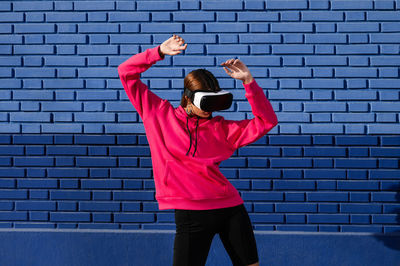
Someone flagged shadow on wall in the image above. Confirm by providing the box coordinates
[373,184,400,251]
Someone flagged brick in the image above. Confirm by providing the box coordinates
[238,12,278,21]
[272,44,313,54]
[74,1,114,10]
[381,22,400,32]
[302,79,344,89]
[14,45,54,55]
[276,112,310,122]
[114,191,154,201]
[338,181,380,191]
[10,112,50,122]
[173,11,214,21]
[369,79,400,89]
[206,44,248,54]
[370,33,400,43]
[270,68,311,77]
[308,192,349,202]
[50,212,90,222]
[242,192,284,201]
[239,34,281,43]
[348,34,369,44]
[305,169,346,179]
[239,169,280,178]
[304,147,346,157]
[336,45,378,54]
[373,102,400,112]
[367,11,400,20]
[371,214,397,224]
[270,158,312,168]
[274,180,315,190]
[381,43,399,54]
[80,202,120,211]
[335,91,377,100]
[305,34,347,43]
[335,159,377,168]
[206,23,247,33]
[333,113,375,122]
[253,203,274,213]
[271,23,313,32]
[266,0,308,9]
[46,12,87,22]
[337,22,380,32]
[301,11,344,21]
[76,90,118,101]
[372,192,397,202]
[281,11,300,21]
[202,1,243,10]
[0,13,23,24]
[301,124,344,134]
[172,56,214,66]
[176,0,198,9]
[368,124,400,134]
[276,203,317,212]
[343,12,365,22]
[283,56,302,66]
[109,147,150,156]
[331,0,373,10]
[374,1,396,10]
[13,1,53,11]
[16,201,56,211]
[214,12,233,22]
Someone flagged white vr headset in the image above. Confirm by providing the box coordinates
[183,88,233,112]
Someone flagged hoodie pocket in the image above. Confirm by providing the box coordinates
[161,159,228,200]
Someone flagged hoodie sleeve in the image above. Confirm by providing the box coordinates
[221,79,278,150]
[117,45,165,121]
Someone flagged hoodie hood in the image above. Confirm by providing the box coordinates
[175,105,213,157]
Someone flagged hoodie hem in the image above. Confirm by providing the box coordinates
[156,194,244,210]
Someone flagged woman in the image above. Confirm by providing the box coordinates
[118,34,278,266]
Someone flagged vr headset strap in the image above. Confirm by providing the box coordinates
[183,87,196,102]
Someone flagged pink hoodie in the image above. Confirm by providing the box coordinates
[118,45,278,210]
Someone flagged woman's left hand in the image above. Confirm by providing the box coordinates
[220,58,254,84]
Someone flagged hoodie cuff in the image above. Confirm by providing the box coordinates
[243,78,264,97]
[146,45,165,65]
[156,45,165,60]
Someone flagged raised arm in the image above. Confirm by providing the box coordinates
[220,59,278,150]
[117,34,187,121]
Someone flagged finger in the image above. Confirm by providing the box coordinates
[223,67,232,76]
[233,59,244,67]
[226,63,241,72]
[221,59,233,65]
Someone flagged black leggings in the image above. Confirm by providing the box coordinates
[173,204,259,266]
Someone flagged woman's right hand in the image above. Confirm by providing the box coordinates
[160,34,188,56]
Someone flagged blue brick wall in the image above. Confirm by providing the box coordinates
[0,0,399,234]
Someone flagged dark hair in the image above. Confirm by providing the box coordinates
[180,69,221,108]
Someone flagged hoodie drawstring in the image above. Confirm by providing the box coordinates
[186,116,192,156]
[186,116,200,157]
[192,117,199,157]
